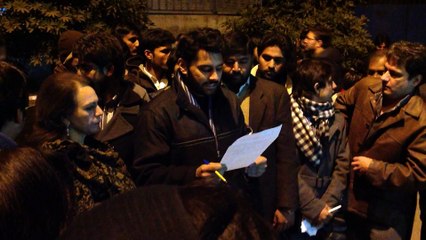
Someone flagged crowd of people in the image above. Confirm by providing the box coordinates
[0,23,425,240]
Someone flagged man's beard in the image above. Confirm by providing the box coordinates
[223,72,247,93]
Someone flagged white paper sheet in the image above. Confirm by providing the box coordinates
[220,124,282,171]
[301,219,322,236]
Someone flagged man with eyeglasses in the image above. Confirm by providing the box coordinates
[127,28,175,98]
[73,32,150,175]
[301,26,344,90]
[335,41,426,240]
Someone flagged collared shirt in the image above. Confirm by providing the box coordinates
[236,77,251,100]
[100,95,118,130]
[139,64,168,90]
[376,93,411,119]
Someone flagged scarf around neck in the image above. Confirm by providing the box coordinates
[290,95,335,165]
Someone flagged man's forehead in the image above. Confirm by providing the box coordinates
[193,49,222,62]
[260,45,283,57]
[225,54,251,60]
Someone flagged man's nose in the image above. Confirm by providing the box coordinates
[381,71,390,82]
[96,105,103,117]
[210,70,219,81]
[232,61,240,72]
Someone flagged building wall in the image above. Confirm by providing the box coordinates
[148,14,237,35]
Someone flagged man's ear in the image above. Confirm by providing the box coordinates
[316,39,323,48]
[177,58,188,75]
[103,65,115,77]
[314,82,321,94]
[411,74,423,88]
[144,49,153,61]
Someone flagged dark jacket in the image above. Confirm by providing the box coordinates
[132,79,246,186]
[94,81,149,173]
[335,77,426,239]
[245,77,299,222]
[297,113,349,221]
[126,56,167,98]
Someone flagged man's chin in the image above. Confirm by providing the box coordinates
[202,85,219,96]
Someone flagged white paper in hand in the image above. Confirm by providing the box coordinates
[301,219,321,237]
[221,124,282,171]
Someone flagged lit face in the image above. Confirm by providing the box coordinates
[317,80,337,102]
[222,53,252,90]
[146,45,172,70]
[368,56,387,78]
[381,60,420,100]
[122,32,139,56]
[302,31,319,51]
[257,46,284,81]
[185,49,223,96]
[68,85,103,136]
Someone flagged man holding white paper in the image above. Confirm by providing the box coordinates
[133,28,266,187]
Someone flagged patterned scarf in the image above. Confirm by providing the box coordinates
[290,95,335,165]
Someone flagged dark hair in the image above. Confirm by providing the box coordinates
[113,23,140,39]
[33,72,89,142]
[180,182,274,240]
[374,33,391,49]
[0,147,70,240]
[59,181,274,240]
[0,61,28,129]
[308,25,332,48]
[113,23,141,59]
[140,28,175,58]
[387,41,426,82]
[293,59,333,98]
[223,31,255,57]
[343,58,368,90]
[176,28,224,64]
[73,32,126,79]
[257,32,296,79]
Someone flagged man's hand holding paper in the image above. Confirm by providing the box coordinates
[220,125,282,172]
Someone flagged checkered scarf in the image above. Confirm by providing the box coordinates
[290,95,335,165]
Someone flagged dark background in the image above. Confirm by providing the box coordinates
[356,1,426,43]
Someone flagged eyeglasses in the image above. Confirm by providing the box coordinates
[368,69,386,76]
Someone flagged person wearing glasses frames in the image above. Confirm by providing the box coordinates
[301,26,344,92]
[127,28,175,98]
[335,41,426,240]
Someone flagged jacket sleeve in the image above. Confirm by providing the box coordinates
[298,167,327,221]
[132,108,198,185]
[334,81,358,120]
[276,89,299,210]
[366,130,426,191]
[321,117,350,208]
